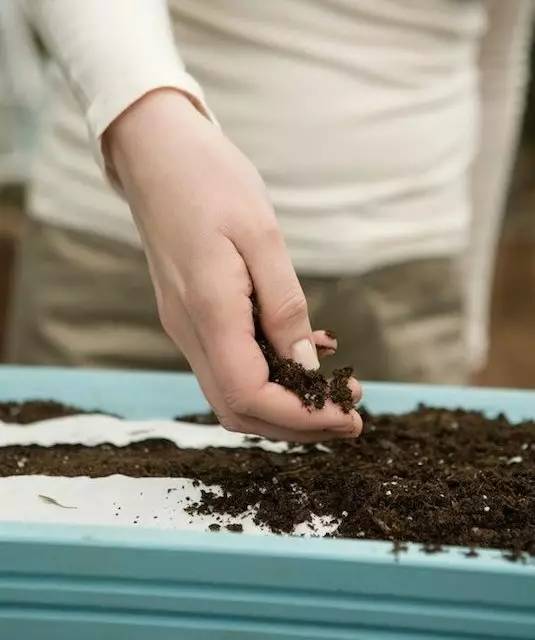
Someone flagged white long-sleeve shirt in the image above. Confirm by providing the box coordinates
[23,0,533,367]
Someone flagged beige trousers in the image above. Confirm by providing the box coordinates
[7,219,468,383]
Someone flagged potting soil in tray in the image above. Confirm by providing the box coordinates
[0,401,534,559]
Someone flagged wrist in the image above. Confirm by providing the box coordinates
[103,88,200,182]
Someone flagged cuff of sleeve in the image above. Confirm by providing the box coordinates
[89,70,218,192]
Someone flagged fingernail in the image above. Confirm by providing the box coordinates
[317,345,336,357]
[291,338,320,370]
[321,332,338,351]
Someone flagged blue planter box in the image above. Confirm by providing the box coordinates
[0,366,534,640]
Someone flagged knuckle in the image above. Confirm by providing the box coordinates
[158,302,176,339]
[258,218,282,244]
[182,287,215,328]
[182,287,204,316]
[218,415,240,432]
[241,214,280,246]
[219,414,253,435]
[267,289,308,331]
[222,387,253,416]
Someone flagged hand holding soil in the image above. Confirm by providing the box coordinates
[104,89,362,442]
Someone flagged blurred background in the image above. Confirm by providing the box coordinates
[0,6,533,388]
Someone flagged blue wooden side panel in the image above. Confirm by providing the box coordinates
[0,525,534,639]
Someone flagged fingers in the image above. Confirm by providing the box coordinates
[192,358,361,442]
[235,219,319,370]
[188,280,360,433]
[231,416,361,443]
[185,244,270,404]
[182,242,362,437]
[188,312,362,440]
[242,382,362,432]
[173,320,361,443]
[313,329,338,358]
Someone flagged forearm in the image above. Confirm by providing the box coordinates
[22,0,213,174]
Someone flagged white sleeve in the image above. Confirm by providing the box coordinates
[22,0,215,171]
[465,0,533,371]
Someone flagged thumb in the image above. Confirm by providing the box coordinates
[239,224,319,370]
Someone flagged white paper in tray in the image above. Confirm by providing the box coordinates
[0,414,304,452]
[0,416,336,535]
[0,475,336,535]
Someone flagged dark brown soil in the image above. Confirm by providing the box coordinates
[253,299,354,413]
[0,400,96,424]
[1,401,534,559]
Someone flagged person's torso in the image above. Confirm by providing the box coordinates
[31,0,486,272]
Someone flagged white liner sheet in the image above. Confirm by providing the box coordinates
[0,416,335,535]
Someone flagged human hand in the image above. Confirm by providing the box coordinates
[105,89,362,442]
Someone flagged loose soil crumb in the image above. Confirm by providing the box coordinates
[421,543,444,555]
[175,411,219,425]
[226,523,243,533]
[1,401,534,559]
[253,299,354,413]
[391,540,409,557]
